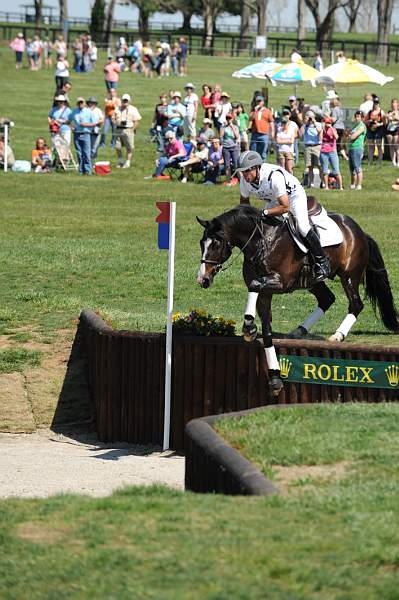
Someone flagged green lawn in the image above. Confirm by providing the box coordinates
[0,403,398,599]
[1,48,399,344]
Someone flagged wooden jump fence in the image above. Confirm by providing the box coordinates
[80,309,399,451]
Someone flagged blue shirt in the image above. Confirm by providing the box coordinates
[70,107,96,134]
[166,102,186,126]
[303,122,322,145]
[48,106,72,135]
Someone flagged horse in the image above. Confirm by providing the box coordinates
[196,203,399,396]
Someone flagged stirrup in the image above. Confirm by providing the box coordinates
[313,261,331,282]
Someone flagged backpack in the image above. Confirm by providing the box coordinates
[328,174,339,189]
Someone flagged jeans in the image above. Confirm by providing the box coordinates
[250,132,269,159]
[91,133,101,159]
[74,133,92,174]
[222,146,239,170]
[155,156,170,176]
[319,150,340,175]
[348,147,363,174]
[100,117,116,148]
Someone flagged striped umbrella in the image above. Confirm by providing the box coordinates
[315,59,394,87]
[269,61,319,88]
[232,58,281,79]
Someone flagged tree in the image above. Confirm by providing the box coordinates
[297,0,306,47]
[304,0,344,50]
[59,0,68,31]
[129,0,159,38]
[202,0,224,50]
[90,0,105,41]
[104,0,116,46]
[342,0,362,32]
[165,0,202,31]
[239,1,252,50]
[256,0,268,36]
[377,0,394,64]
[34,0,43,28]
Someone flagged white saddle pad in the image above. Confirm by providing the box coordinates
[288,207,344,253]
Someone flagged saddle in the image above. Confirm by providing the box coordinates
[307,196,322,217]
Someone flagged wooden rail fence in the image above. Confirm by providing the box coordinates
[80,309,399,451]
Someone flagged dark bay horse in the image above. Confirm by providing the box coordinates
[196,204,399,395]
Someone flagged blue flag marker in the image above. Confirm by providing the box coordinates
[156,202,170,250]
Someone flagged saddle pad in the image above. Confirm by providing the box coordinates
[287,207,344,253]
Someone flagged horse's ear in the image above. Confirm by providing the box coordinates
[196,216,209,228]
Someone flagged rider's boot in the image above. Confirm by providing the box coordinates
[304,228,331,282]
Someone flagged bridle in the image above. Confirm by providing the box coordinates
[200,220,264,274]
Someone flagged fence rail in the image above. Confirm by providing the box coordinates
[80,310,399,452]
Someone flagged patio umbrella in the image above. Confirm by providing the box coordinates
[232,58,281,79]
[269,61,319,88]
[315,59,394,87]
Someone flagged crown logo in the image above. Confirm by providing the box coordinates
[385,365,399,387]
[279,357,292,378]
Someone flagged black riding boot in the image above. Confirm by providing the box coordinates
[304,228,331,282]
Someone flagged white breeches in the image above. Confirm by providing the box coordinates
[289,188,310,237]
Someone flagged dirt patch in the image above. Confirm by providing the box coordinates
[16,521,71,544]
[272,461,352,495]
[0,373,35,433]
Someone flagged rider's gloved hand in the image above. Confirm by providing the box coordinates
[260,209,269,222]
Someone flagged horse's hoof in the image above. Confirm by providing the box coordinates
[329,332,345,342]
[242,321,258,342]
[269,376,284,396]
[289,326,308,339]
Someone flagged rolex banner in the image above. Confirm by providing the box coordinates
[278,355,399,390]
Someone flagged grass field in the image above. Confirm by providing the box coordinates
[1,49,399,599]
[0,403,398,599]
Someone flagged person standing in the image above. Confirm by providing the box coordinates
[48,94,72,146]
[301,110,322,188]
[348,111,366,191]
[385,98,399,166]
[364,97,386,166]
[248,96,274,160]
[220,112,240,185]
[290,47,302,63]
[329,94,348,160]
[9,32,26,69]
[166,92,186,137]
[104,55,121,91]
[87,97,104,159]
[113,93,142,168]
[183,83,198,143]
[69,98,97,175]
[55,54,69,91]
[214,92,232,132]
[275,116,295,174]
[320,116,343,190]
[100,89,121,149]
[178,37,188,76]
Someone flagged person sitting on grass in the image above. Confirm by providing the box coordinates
[31,137,52,173]
[0,135,15,169]
[151,129,186,180]
[179,139,209,183]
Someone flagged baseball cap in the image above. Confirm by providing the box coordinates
[121,93,131,101]
[172,91,182,98]
[87,96,97,104]
[76,97,85,103]
[323,116,332,124]
[184,83,195,89]
[54,94,66,101]
[288,95,296,101]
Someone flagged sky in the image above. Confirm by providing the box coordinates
[0,0,390,32]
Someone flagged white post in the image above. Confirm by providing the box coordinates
[163,201,176,451]
[4,124,8,173]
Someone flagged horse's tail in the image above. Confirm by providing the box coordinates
[365,234,399,332]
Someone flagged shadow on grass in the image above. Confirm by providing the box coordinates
[51,322,95,438]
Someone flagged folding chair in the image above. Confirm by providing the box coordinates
[52,134,78,172]
[165,141,194,180]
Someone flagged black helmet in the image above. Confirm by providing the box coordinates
[235,151,263,172]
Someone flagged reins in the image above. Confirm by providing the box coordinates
[201,220,264,274]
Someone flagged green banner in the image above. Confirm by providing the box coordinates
[278,355,399,390]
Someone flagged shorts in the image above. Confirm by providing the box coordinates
[367,128,385,140]
[183,117,196,139]
[115,129,134,153]
[277,150,294,160]
[303,145,321,168]
[319,150,340,175]
[348,147,363,174]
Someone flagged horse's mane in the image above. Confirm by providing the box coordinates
[211,205,262,231]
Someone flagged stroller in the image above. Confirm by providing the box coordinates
[52,134,78,172]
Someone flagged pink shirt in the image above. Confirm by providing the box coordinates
[165,139,186,158]
[10,37,26,52]
[104,61,121,83]
[321,126,337,153]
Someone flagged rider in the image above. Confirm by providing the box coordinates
[236,150,331,287]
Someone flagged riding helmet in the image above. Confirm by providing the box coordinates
[236,151,263,172]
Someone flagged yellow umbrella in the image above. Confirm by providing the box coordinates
[315,59,394,86]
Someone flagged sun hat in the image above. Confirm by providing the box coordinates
[121,93,131,101]
[221,92,230,98]
[172,91,182,98]
[76,97,85,103]
[17,32,24,38]
[54,94,66,102]
[87,96,98,104]
[326,90,339,100]
[184,83,195,89]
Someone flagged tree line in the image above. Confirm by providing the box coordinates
[32,0,394,64]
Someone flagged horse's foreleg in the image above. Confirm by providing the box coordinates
[291,283,335,338]
[258,294,283,396]
[329,275,364,342]
[242,291,259,342]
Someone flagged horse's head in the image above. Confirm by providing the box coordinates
[196,216,232,288]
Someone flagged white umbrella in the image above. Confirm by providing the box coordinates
[315,59,394,87]
[232,58,281,79]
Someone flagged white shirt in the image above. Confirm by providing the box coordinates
[90,106,104,126]
[55,60,69,77]
[240,163,301,207]
[291,51,302,63]
[184,93,199,118]
[359,100,373,117]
